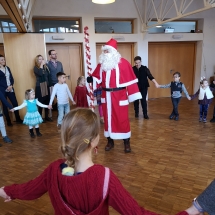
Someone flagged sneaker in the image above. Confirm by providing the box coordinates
[45,117,53,122]
[203,118,207,123]
[169,114,175,120]
[3,136,12,143]
[199,117,202,122]
[57,124,61,130]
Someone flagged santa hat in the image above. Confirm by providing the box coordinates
[102,38,117,52]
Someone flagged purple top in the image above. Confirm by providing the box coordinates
[191,87,215,105]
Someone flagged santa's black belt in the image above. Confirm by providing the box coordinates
[102,87,126,92]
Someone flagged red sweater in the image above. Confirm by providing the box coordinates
[4,160,188,215]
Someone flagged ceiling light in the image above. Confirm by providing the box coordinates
[156,25,162,28]
[92,0,115,4]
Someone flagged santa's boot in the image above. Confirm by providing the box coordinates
[123,138,131,153]
[105,137,114,151]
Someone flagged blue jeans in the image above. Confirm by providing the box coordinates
[57,103,70,125]
[199,104,209,120]
[171,97,181,116]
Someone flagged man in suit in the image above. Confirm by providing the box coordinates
[132,56,159,119]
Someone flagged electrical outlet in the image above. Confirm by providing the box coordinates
[204,65,206,71]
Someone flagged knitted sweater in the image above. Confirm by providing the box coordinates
[4,160,188,215]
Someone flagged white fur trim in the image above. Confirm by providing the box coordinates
[106,70,111,88]
[128,92,142,103]
[102,45,117,52]
[119,100,129,106]
[101,98,106,103]
[118,79,138,87]
[199,87,213,100]
[104,131,131,139]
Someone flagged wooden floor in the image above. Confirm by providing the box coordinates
[0,97,215,215]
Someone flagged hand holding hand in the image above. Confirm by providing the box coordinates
[7,86,12,92]
[213,81,215,84]
[155,83,160,88]
[10,109,14,112]
[0,187,11,202]
[48,105,52,109]
[72,101,76,105]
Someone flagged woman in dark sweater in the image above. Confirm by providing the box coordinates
[34,55,52,122]
[0,55,22,126]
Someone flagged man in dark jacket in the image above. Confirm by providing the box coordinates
[132,56,159,119]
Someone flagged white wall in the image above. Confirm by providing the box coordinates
[0,0,215,91]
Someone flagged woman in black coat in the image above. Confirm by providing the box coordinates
[34,55,52,122]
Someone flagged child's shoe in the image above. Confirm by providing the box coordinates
[199,117,202,122]
[203,118,207,123]
[29,129,36,138]
[35,128,42,137]
[174,116,179,121]
[3,136,12,143]
[169,114,175,119]
[57,124,61,131]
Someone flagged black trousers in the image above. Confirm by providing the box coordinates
[171,97,181,116]
[133,88,148,115]
[2,91,21,122]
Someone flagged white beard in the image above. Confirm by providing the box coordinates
[99,50,121,72]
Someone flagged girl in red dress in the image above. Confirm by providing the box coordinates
[74,76,89,107]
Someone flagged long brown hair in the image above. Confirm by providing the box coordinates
[35,55,47,69]
[61,108,100,168]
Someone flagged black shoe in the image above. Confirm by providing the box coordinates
[210,117,215,123]
[169,114,175,120]
[105,137,114,151]
[135,113,139,118]
[174,116,179,121]
[123,138,131,153]
[29,129,36,138]
[15,119,23,124]
[0,143,2,147]
[45,117,53,122]
[144,115,149,119]
[7,121,13,127]
[35,128,42,137]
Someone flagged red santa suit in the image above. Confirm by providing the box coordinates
[92,52,142,139]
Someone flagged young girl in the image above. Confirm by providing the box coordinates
[12,89,50,137]
[74,76,89,107]
[190,77,215,123]
[0,108,200,215]
[94,86,104,123]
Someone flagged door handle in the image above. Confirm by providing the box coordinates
[170,69,174,73]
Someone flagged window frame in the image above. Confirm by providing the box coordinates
[32,17,82,33]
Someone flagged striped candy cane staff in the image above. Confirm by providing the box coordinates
[84,26,95,111]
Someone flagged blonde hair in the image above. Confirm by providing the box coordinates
[35,55,47,69]
[61,108,100,168]
[25,89,34,100]
[77,76,85,86]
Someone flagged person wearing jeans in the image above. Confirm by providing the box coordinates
[49,72,76,130]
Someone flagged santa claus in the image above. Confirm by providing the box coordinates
[88,39,142,153]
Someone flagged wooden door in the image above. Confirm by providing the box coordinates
[46,44,83,98]
[0,44,4,55]
[148,42,196,98]
[3,33,46,119]
[96,43,134,64]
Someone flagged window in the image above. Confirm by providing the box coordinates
[33,18,81,33]
[95,19,134,34]
[0,18,18,33]
[148,21,197,34]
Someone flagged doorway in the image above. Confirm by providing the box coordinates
[148,42,196,98]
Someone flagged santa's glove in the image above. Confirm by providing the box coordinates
[87,76,93,83]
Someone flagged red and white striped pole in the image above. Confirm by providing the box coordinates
[84,26,95,111]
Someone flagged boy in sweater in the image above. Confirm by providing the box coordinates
[48,72,76,129]
[157,72,191,121]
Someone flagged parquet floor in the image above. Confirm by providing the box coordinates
[0,97,215,215]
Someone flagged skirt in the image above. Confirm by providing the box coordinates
[23,111,43,126]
